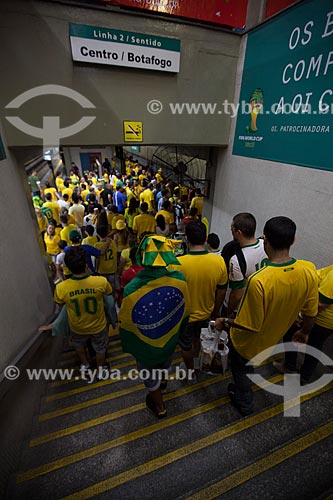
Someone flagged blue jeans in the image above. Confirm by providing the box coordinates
[229,338,254,414]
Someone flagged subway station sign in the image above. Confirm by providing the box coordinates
[69,23,180,72]
[233,0,333,171]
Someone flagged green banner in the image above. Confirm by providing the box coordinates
[233,0,333,171]
[69,23,180,52]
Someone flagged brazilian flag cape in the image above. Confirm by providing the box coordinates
[119,267,190,367]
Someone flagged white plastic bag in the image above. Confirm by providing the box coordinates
[199,324,229,374]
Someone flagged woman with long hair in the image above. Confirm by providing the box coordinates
[124,197,140,230]
[155,214,169,236]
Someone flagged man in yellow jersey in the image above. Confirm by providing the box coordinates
[80,183,90,202]
[139,181,155,214]
[61,180,73,202]
[95,226,118,290]
[189,188,204,218]
[125,180,139,204]
[275,264,333,384]
[216,216,318,416]
[43,182,58,201]
[132,202,157,243]
[59,214,77,245]
[155,200,175,225]
[42,193,60,223]
[155,168,163,185]
[138,168,147,186]
[171,221,228,376]
[55,172,64,194]
[54,246,112,372]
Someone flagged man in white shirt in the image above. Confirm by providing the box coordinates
[224,212,268,317]
[57,193,70,211]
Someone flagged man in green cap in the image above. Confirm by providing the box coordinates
[65,230,112,277]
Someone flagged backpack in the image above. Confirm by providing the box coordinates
[174,201,184,224]
[221,240,247,279]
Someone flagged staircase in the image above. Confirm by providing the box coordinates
[8,338,333,499]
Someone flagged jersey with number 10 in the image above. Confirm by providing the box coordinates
[54,275,112,335]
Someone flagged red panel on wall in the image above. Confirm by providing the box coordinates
[101,0,248,29]
[265,0,299,19]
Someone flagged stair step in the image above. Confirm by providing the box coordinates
[12,389,333,500]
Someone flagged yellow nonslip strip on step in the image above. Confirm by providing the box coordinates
[20,375,283,482]
[56,384,332,500]
[186,420,333,500]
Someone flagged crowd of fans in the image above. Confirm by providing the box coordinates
[29,156,332,420]
[29,156,206,291]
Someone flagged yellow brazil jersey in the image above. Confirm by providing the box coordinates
[60,224,77,245]
[316,265,333,329]
[81,189,89,202]
[44,233,60,255]
[126,187,138,203]
[82,235,99,246]
[190,196,204,216]
[172,251,228,322]
[155,172,163,184]
[44,187,58,201]
[155,209,174,225]
[179,185,188,197]
[62,187,73,201]
[36,212,48,233]
[54,275,112,335]
[111,176,117,190]
[42,201,60,223]
[132,213,157,242]
[95,240,117,274]
[139,174,147,185]
[231,259,319,361]
[67,213,75,225]
[95,189,102,202]
[124,207,140,229]
[135,184,143,197]
[140,189,154,212]
[56,177,64,193]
